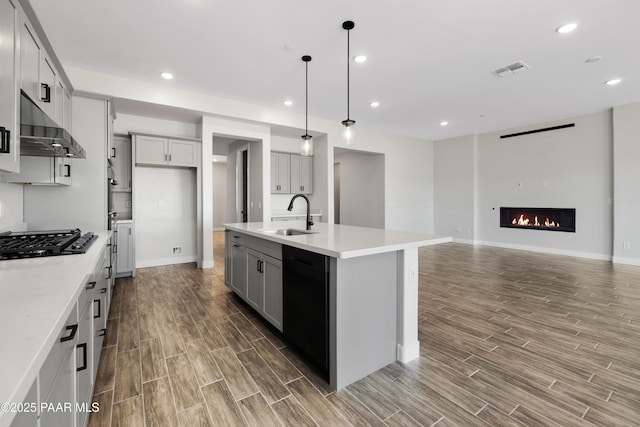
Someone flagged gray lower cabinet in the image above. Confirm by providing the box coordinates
[115,221,134,277]
[37,303,77,427]
[225,231,283,331]
[230,243,247,298]
[19,244,110,427]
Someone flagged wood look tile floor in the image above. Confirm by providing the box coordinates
[89,234,640,426]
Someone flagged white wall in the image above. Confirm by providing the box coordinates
[434,110,613,260]
[24,95,107,231]
[0,183,24,232]
[211,161,227,230]
[114,113,198,138]
[334,150,385,229]
[613,102,640,265]
[134,166,197,267]
[434,135,476,242]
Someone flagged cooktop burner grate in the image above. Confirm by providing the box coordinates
[0,229,97,260]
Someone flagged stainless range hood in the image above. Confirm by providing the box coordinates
[20,90,86,158]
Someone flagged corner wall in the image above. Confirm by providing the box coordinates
[435,110,614,260]
[613,102,640,265]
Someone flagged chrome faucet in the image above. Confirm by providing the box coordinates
[287,194,313,230]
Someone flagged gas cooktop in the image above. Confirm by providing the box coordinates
[0,229,97,260]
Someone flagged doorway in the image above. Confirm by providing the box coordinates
[236,147,249,222]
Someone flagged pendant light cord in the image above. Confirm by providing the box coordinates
[305,59,309,134]
[346,27,350,121]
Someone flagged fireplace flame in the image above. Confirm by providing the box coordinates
[512,214,559,228]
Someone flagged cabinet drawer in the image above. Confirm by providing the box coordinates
[228,232,245,246]
[78,274,97,313]
[243,234,281,260]
[39,303,78,401]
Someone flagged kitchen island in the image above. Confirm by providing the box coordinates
[223,221,451,389]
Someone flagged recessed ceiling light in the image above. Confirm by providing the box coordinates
[160,72,174,80]
[51,142,62,147]
[440,121,449,127]
[354,55,367,63]
[283,100,293,106]
[585,56,602,64]
[605,78,622,86]
[370,101,380,108]
[556,23,578,34]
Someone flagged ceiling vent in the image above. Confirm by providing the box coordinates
[492,60,531,78]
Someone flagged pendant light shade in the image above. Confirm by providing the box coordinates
[342,20,356,145]
[301,55,313,156]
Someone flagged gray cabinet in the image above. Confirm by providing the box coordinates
[134,134,198,167]
[0,0,20,173]
[271,152,313,194]
[38,302,77,427]
[112,135,132,191]
[4,156,72,185]
[230,241,247,298]
[225,231,283,331]
[270,152,290,193]
[115,220,135,277]
[19,17,41,108]
[290,155,313,194]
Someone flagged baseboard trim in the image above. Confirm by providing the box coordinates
[611,256,640,267]
[136,255,198,268]
[397,341,420,363]
[468,240,612,261]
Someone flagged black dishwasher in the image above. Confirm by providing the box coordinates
[282,245,330,377]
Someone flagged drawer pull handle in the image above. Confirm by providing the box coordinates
[76,343,87,371]
[86,281,97,290]
[100,287,107,294]
[98,328,106,337]
[94,299,101,319]
[60,324,78,342]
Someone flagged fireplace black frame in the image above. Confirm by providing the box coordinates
[500,207,576,233]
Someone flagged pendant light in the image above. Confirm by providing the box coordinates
[301,55,313,156]
[341,20,356,144]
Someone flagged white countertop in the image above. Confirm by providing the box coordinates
[0,231,110,426]
[223,221,451,259]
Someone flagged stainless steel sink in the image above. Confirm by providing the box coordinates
[261,228,318,236]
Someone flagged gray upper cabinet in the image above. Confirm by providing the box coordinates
[4,156,72,185]
[0,0,20,173]
[271,152,313,194]
[134,134,198,167]
[20,17,40,105]
[112,135,132,191]
[271,152,291,193]
[290,154,313,194]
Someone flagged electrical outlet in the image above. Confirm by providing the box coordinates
[623,242,631,250]
[0,201,3,218]
[409,266,417,282]
[172,246,182,255]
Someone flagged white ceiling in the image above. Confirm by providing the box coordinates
[29,0,640,141]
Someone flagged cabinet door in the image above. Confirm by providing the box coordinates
[290,155,313,194]
[0,0,19,173]
[115,223,133,275]
[246,248,263,311]
[63,87,71,131]
[9,378,37,427]
[20,19,40,105]
[271,153,290,193]
[262,255,283,331]
[168,139,197,167]
[53,157,72,185]
[55,80,65,127]
[270,153,279,193]
[39,54,56,119]
[75,300,92,427]
[135,135,167,165]
[40,346,75,427]
[113,135,132,190]
[230,243,247,297]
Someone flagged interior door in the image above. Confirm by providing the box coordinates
[236,148,249,222]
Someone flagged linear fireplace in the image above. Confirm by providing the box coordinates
[500,207,576,233]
